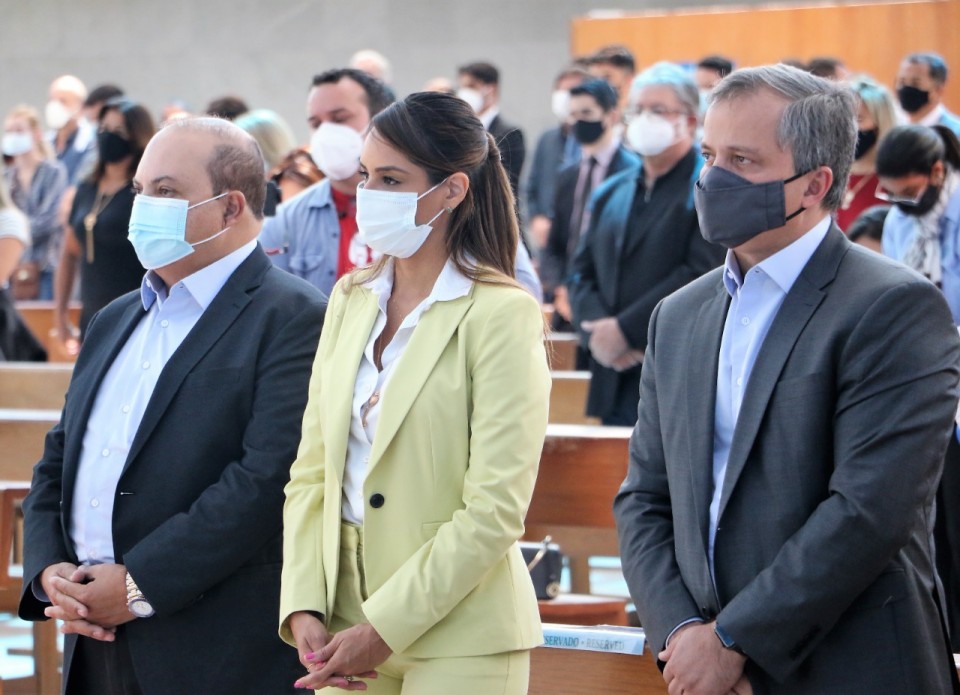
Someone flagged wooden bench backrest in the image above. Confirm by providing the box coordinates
[14,301,82,363]
[546,332,578,371]
[0,363,73,409]
[549,371,598,425]
[0,409,59,481]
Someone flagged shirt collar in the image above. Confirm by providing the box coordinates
[920,104,946,128]
[365,256,474,315]
[723,215,832,296]
[479,107,500,131]
[140,238,258,311]
[584,135,621,170]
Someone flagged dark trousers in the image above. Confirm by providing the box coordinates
[66,628,144,695]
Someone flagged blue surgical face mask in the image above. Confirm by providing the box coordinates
[127,192,230,269]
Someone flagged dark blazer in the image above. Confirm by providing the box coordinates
[19,247,327,695]
[488,114,526,202]
[614,227,960,694]
[569,147,724,422]
[525,125,576,220]
[540,144,640,294]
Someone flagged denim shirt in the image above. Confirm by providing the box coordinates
[882,183,960,324]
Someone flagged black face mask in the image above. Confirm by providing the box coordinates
[572,119,605,145]
[897,85,930,114]
[896,181,941,217]
[98,130,132,164]
[854,128,879,160]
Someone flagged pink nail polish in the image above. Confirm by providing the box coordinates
[304,652,314,660]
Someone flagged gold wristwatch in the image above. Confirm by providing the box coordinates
[125,571,155,618]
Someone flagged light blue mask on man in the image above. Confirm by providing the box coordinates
[127,192,230,269]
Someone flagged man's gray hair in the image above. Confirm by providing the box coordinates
[709,64,857,212]
[163,117,267,219]
[630,61,699,116]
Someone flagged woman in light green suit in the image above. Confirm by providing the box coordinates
[280,91,551,693]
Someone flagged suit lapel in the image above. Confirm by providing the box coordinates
[121,250,267,472]
[717,228,848,520]
[685,279,729,557]
[367,293,473,472]
[323,289,380,487]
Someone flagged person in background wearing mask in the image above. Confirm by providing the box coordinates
[261,68,543,301]
[615,64,960,695]
[259,68,394,297]
[694,56,734,137]
[878,125,960,658]
[836,74,901,232]
[896,52,960,136]
[525,65,589,249]
[569,62,723,425]
[19,117,326,695]
[3,105,68,300]
[586,45,637,111]
[45,75,97,186]
[541,78,638,332]
[53,98,154,350]
[457,62,526,202]
[280,91,548,694]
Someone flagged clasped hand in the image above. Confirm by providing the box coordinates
[290,612,389,691]
[581,317,644,371]
[40,562,133,641]
[658,622,752,695]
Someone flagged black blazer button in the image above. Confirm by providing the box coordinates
[369,493,385,509]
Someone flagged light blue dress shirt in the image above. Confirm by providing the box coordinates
[69,239,257,565]
[882,182,960,324]
[709,217,832,570]
[258,178,543,301]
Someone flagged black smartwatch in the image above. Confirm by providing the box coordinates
[714,623,745,655]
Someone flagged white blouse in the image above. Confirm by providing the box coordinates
[341,258,473,524]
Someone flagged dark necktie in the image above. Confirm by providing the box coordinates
[569,156,598,255]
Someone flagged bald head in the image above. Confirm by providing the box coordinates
[49,75,87,105]
[160,117,267,219]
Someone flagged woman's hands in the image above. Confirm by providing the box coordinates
[292,619,389,691]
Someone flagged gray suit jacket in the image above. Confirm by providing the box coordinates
[614,227,960,694]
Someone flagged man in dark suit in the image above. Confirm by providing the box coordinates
[570,63,723,425]
[542,78,639,331]
[19,117,327,694]
[614,64,960,694]
[457,61,526,201]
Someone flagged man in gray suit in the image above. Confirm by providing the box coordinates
[614,64,960,694]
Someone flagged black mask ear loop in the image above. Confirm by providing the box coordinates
[784,170,812,221]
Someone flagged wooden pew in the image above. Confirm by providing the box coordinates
[546,332,578,371]
[526,424,631,594]
[14,301,82,363]
[0,364,72,410]
[0,409,59,482]
[530,624,664,694]
[549,371,598,425]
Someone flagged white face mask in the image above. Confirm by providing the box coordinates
[627,111,680,157]
[310,122,364,181]
[45,100,75,131]
[2,132,33,157]
[456,87,485,114]
[551,90,571,122]
[356,180,447,259]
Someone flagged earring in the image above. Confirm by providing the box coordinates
[446,207,455,213]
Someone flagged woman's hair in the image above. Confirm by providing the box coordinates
[351,91,520,288]
[5,104,53,159]
[876,124,960,178]
[92,98,156,183]
[269,146,323,189]
[848,74,899,141]
[847,204,890,243]
[235,109,297,172]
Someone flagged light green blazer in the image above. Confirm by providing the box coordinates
[279,273,551,657]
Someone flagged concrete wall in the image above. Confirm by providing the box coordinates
[1,0,853,158]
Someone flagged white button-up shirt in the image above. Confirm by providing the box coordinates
[70,239,257,564]
[709,217,831,571]
[341,258,473,525]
